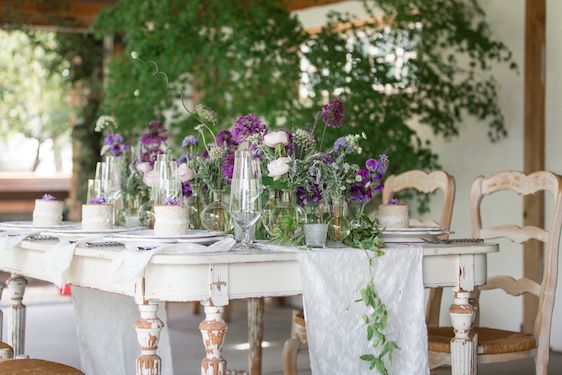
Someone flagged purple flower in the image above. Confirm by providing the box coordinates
[182,182,193,198]
[321,99,345,128]
[333,137,352,154]
[231,114,267,144]
[296,187,308,207]
[164,197,182,206]
[221,152,235,183]
[140,120,168,146]
[104,133,127,156]
[377,154,389,175]
[89,197,107,204]
[387,198,401,205]
[215,130,233,147]
[375,184,384,193]
[42,194,56,201]
[357,168,370,184]
[366,158,379,171]
[181,135,199,148]
[350,183,372,202]
[296,184,322,207]
[321,153,335,164]
[177,155,188,165]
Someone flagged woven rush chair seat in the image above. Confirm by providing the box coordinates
[0,358,84,374]
[0,342,14,359]
[428,327,537,355]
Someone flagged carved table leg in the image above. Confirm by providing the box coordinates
[200,301,228,375]
[134,303,164,375]
[449,290,478,375]
[7,274,27,357]
[0,280,5,339]
[248,298,264,375]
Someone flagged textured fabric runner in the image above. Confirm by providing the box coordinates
[298,246,428,375]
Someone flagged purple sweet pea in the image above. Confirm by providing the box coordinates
[182,182,193,198]
[366,158,379,171]
[377,154,389,175]
[350,183,372,202]
[387,198,401,205]
[296,186,308,207]
[231,114,267,144]
[42,194,56,201]
[89,197,107,204]
[321,99,345,128]
[181,135,199,148]
[164,197,181,206]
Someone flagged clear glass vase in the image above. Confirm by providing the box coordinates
[350,201,368,229]
[201,189,232,232]
[327,199,351,241]
[188,183,205,230]
[269,190,306,242]
[261,188,278,236]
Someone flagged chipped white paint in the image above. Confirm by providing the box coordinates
[7,274,27,357]
[134,303,163,375]
[200,301,227,375]
[450,291,478,375]
[209,264,229,307]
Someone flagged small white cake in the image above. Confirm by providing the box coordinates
[378,202,409,229]
[154,205,188,236]
[33,198,64,227]
[82,203,114,231]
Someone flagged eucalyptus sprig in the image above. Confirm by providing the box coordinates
[345,215,398,374]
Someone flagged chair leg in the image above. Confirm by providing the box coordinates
[426,287,443,327]
[282,338,301,375]
[535,347,549,375]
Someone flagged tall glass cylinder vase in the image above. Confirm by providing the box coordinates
[104,155,125,226]
[201,189,232,232]
[187,183,205,230]
[269,190,305,242]
[261,188,278,237]
[327,199,351,241]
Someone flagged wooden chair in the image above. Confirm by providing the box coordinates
[0,281,85,374]
[428,171,562,374]
[282,170,455,374]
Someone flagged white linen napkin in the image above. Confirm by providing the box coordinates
[110,237,236,285]
[0,232,35,251]
[42,237,102,288]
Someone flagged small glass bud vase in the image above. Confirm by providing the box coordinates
[327,199,351,241]
[201,189,232,232]
[304,204,328,248]
[269,189,306,242]
[188,183,205,230]
[260,188,278,236]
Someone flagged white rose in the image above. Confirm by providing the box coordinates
[137,162,152,174]
[267,157,291,180]
[263,131,290,148]
[143,170,157,188]
[177,163,195,182]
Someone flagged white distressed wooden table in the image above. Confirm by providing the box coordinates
[0,239,497,375]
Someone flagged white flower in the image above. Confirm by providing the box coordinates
[267,157,291,180]
[263,131,290,147]
[95,115,118,132]
[143,170,157,188]
[355,175,363,182]
[131,51,139,59]
[177,163,195,182]
[137,162,152,174]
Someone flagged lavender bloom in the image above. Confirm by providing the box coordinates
[89,197,107,204]
[321,99,345,128]
[164,197,182,206]
[181,135,199,148]
[231,114,267,144]
[333,137,352,154]
[42,194,56,201]
[215,130,233,147]
[321,153,335,164]
[140,120,168,146]
[182,182,193,198]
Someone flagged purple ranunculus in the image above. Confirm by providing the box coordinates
[321,99,345,128]
[333,137,352,154]
[231,114,267,144]
[89,197,107,204]
[42,194,56,201]
[164,197,182,206]
[350,183,372,202]
[182,182,193,198]
[215,130,233,147]
[221,152,235,183]
[181,135,199,148]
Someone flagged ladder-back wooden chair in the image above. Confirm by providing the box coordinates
[383,170,456,327]
[0,281,85,374]
[428,171,562,374]
[282,170,455,375]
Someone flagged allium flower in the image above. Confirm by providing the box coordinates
[267,157,291,180]
[293,129,316,151]
[89,197,107,204]
[140,120,168,146]
[195,104,218,126]
[181,135,199,148]
[321,99,345,128]
[232,114,267,144]
[42,194,56,201]
[208,145,226,161]
[182,182,193,198]
[263,130,290,147]
[164,197,181,206]
[215,130,233,147]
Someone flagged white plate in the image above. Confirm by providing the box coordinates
[113,229,224,240]
[381,227,448,243]
[382,226,448,234]
[0,221,80,230]
[44,226,144,237]
[111,235,227,246]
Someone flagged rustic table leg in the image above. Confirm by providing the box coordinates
[7,274,27,357]
[134,303,164,375]
[248,298,264,375]
[200,301,228,375]
[449,290,478,375]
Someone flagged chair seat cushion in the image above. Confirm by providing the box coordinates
[0,359,84,374]
[428,327,537,355]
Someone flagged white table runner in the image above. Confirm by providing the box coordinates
[298,246,429,375]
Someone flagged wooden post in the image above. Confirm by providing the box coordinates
[248,298,264,375]
[523,0,546,334]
